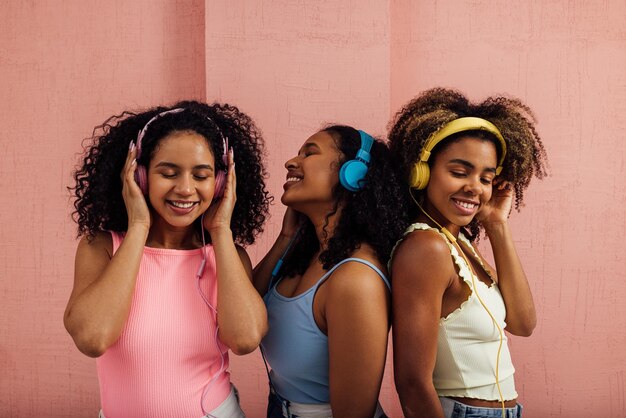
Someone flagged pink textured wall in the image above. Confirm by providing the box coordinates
[0,1,205,416]
[2,1,625,417]
[203,1,398,414]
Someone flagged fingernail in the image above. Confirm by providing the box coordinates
[129,141,133,150]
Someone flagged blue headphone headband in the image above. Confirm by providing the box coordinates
[339,130,374,192]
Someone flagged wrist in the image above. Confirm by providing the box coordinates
[208,226,233,240]
[127,223,150,236]
[482,220,509,236]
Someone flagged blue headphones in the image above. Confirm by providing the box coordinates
[339,130,374,192]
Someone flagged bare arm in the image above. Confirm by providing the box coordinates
[478,223,536,336]
[252,207,303,295]
[392,232,454,418]
[204,149,268,354]
[64,144,150,357]
[324,260,390,418]
[476,180,536,336]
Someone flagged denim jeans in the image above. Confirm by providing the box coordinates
[440,397,523,418]
[267,390,387,418]
[99,385,244,418]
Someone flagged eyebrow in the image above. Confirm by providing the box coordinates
[448,158,497,173]
[299,142,321,153]
[154,162,214,171]
[303,142,320,150]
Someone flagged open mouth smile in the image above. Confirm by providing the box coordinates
[166,200,199,214]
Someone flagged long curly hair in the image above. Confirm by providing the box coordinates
[280,125,411,278]
[388,87,548,239]
[71,100,271,246]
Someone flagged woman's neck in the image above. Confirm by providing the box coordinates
[305,206,342,250]
[146,219,201,249]
[294,204,342,251]
[416,202,461,238]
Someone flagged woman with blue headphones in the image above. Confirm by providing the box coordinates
[388,88,548,418]
[253,125,410,417]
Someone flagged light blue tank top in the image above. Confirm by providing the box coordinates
[261,257,390,404]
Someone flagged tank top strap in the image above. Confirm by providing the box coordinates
[316,257,390,290]
[109,231,124,254]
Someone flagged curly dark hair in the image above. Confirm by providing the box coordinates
[280,125,411,278]
[70,100,271,246]
[388,87,548,239]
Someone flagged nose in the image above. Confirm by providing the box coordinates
[174,175,194,196]
[463,176,482,195]
[285,156,299,169]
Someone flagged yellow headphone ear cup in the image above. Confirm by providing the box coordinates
[409,162,430,190]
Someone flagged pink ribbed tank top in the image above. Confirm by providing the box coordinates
[96,232,231,418]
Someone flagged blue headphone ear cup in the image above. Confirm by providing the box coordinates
[409,161,430,190]
[339,159,368,192]
[135,165,148,195]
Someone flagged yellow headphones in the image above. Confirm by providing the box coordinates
[409,117,508,190]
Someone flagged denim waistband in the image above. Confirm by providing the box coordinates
[269,389,386,418]
[440,397,523,418]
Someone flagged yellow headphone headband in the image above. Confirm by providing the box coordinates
[419,117,507,176]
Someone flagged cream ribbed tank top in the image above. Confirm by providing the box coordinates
[96,232,231,417]
[396,223,518,401]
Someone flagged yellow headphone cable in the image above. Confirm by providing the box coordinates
[409,189,506,417]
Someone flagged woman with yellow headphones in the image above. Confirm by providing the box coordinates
[388,88,548,418]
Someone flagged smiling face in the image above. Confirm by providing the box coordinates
[146,130,217,230]
[281,131,342,214]
[422,136,498,232]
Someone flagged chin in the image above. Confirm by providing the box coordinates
[280,193,296,207]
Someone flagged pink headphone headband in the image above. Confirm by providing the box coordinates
[133,107,229,198]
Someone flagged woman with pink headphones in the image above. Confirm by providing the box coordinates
[64,101,271,417]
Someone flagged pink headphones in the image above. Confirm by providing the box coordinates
[134,108,228,199]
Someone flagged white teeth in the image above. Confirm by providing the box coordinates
[456,200,477,209]
[286,177,301,182]
[170,201,195,208]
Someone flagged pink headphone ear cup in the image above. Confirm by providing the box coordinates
[135,165,148,195]
[213,150,229,200]
[213,170,226,200]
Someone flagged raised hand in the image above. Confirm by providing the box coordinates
[280,207,305,239]
[476,179,514,226]
[121,142,151,230]
[203,148,236,234]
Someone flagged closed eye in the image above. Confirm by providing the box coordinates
[299,143,320,158]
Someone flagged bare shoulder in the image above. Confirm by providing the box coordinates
[234,244,251,261]
[235,244,253,275]
[323,245,389,300]
[76,231,113,259]
[70,232,114,305]
[391,228,455,291]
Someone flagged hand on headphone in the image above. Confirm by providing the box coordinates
[122,142,151,230]
[476,179,513,226]
[203,148,236,234]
